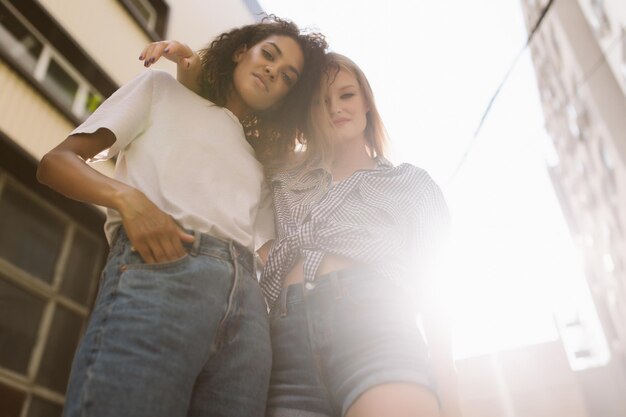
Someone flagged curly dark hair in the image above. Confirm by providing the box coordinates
[197,16,327,172]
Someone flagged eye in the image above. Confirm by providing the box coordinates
[281,72,295,86]
[262,49,274,61]
[340,93,355,100]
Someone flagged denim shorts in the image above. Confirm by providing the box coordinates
[62,228,271,417]
[266,268,437,417]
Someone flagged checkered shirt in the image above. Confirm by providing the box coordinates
[259,157,450,308]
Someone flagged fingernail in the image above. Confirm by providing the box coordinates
[164,48,169,53]
[139,55,144,60]
[150,57,155,63]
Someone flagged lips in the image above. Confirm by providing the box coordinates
[252,73,268,92]
[332,117,350,126]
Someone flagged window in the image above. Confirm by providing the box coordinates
[0,170,106,415]
[565,98,590,142]
[549,26,562,71]
[597,140,617,201]
[0,1,104,121]
[589,0,611,37]
[621,26,626,80]
[0,5,43,73]
[118,0,169,40]
[127,0,158,31]
[599,140,614,171]
[556,308,611,371]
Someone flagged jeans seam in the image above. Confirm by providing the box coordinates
[78,267,123,416]
[302,294,340,416]
[207,242,240,355]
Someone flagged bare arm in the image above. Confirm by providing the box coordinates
[256,240,274,265]
[37,129,193,263]
[140,40,202,94]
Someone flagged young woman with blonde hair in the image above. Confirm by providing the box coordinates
[262,53,461,417]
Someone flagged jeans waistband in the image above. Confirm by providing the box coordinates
[113,227,255,274]
[275,267,381,315]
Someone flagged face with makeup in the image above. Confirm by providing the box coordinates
[318,68,370,145]
[229,34,304,117]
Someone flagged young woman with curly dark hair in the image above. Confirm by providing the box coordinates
[37,16,327,417]
[141,16,327,173]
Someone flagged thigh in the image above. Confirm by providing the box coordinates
[187,264,272,417]
[64,241,231,417]
[265,291,335,417]
[345,383,439,417]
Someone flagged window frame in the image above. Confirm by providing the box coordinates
[588,0,611,38]
[0,0,116,125]
[117,0,169,41]
[0,169,106,412]
[620,26,626,81]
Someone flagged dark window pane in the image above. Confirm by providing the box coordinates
[85,91,103,115]
[26,396,62,417]
[0,184,66,283]
[0,382,26,417]
[0,3,44,73]
[35,305,83,393]
[0,277,46,373]
[42,59,78,110]
[128,0,155,27]
[60,229,103,305]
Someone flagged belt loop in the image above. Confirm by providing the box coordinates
[190,230,202,256]
[227,241,239,301]
[279,289,288,317]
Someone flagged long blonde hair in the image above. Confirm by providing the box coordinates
[296,52,389,170]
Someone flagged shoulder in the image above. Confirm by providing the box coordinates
[109,69,173,104]
[120,69,171,91]
[134,69,225,115]
[383,163,447,207]
[379,163,438,190]
[400,165,449,218]
[134,69,199,97]
[142,69,185,95]
[142,68,175,84]
[271,155,325,182]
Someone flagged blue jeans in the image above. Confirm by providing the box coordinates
[266,268,436,417]
[63,229,271,417]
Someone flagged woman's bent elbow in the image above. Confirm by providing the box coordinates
[37,153,51,184]
[37,151,61,186]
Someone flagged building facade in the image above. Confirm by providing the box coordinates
[0,1,259,415]
[520,0,626,414]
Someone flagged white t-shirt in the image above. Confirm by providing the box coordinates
[70,69,274,251]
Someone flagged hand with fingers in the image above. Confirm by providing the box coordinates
[140,40,195,67]
[116,187,195,264]
[139,40,203,94]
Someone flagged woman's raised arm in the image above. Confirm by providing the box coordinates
[140,40,202,94]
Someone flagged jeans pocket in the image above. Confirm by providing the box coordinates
[123,253,191,271]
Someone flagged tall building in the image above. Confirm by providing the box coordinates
[0,1,259,415]
[520,0,626,414]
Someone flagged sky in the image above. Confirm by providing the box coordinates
[258,0,606,360]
